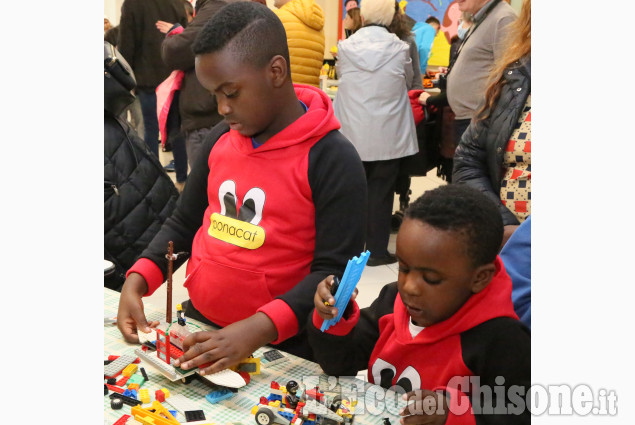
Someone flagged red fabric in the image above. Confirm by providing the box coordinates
[408,90,425,126]
[156,70,185,148]
[313,302,360,336]
[156,25,185,147]
[127,258,165,296]
[258,299,299,344]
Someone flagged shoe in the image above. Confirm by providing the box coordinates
[366,254,398,267]
[164,160,175,172]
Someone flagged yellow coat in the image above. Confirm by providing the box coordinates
[274,0,325,87]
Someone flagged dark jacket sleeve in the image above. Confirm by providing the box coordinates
[138,121,230,275]
[117,0,137,69]
[453,121,520,226]
[275,131,367,333]
[161,1,226,71]
[461,318,531,425]
[307,282,398,377]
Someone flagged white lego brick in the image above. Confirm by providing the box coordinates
[197,368,246,388]
[104,354,137,377]
[165,393,205,414]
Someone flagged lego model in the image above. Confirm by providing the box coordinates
[251,381,355,425]
[321,250,370,331]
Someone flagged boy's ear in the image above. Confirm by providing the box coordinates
[470,263,496,294]
[268,55,288,88]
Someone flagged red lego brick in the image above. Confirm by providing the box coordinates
[112,414,131,425]
[107,384,124,394]
[155,389,166,402]
[115,376,130,387]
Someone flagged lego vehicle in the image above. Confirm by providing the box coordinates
[251,381,355,425]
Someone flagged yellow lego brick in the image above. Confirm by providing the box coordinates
[139,388,150,404]
[250,405,259,415]
[122,363,138,377]
[269,400,280,408]
[131,405,179,425]
[161,387,170,398]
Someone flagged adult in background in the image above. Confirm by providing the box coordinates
[446,0,516,146]
[453,0,531,246]
[273,0,325,87]
[118,0,187,157]
[344,7,362,38]
[335,0,418,266]
[157,0,241,168]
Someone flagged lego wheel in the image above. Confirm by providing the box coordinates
[111,397,124,410]
[255,407,275,425]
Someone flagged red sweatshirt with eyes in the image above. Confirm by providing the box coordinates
[308,258,531,425]
[127,84,366,345]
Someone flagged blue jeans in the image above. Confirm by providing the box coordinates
[137,89,160,157]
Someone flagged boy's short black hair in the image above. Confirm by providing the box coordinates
[425,16,441,26]
[404,184,504,267]
[192,2,290,73]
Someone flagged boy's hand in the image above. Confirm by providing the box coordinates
[117,273,160,343]
[173,312,277,375]
[313,275,358,320]
[400,389,449,425]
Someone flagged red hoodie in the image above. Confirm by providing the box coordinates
[309,258,531,424]
[128,84,366,344]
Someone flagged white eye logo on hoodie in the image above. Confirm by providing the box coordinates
[371,358,422,393]
[208,180,267,249]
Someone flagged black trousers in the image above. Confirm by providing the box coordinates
[363,159,401,258]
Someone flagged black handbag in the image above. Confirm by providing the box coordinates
[104,41,136,116]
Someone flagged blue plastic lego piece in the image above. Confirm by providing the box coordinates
[268,394,282,402]
[278,410,295,421]
[169,409,178,418]
[321,250,370,331]
[205,388,235,404]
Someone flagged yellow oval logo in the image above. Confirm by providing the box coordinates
[208,213,265,249]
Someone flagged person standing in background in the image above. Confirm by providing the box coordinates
[118,0,187,157]
[158,0,242,170]
[446,0,516,146]
[273,0,325,87]
[335,0,418,266]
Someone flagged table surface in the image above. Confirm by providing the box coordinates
[104,288,405,425]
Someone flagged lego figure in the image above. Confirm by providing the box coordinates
[284,380,300,409]
[176,303,186,326]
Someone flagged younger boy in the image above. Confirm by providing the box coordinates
[309,184,530,424]
[117,2,366,374]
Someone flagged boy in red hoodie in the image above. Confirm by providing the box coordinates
[116,1,366,374]
[309,184,530,425]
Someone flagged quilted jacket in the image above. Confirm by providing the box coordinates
[104,112,179,290]
[274,0,325,87]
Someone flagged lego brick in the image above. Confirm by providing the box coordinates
[321,251,369,331]
[104,354,137,378]
[116,376,130,387]
[261,349,287,367]
[107,384,124,394]
[127,374,146,387]
[161,388,170,398]
[112,414,131,425]
[139,389,150,404]
[165,394,203,414]
[128,383,140,391]
[197,368,247,388]
[185,410,206,422]
[122,363,139,377]
[140,367,149,381]
[130,405,179,425]
[155,389,166,402]
[110,392,142,407]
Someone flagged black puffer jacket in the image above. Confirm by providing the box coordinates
[453,56,531,226]
[161,0,239,131]
[104,113,179,290]
[117,0,187,89]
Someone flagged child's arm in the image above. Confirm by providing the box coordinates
[258,132,367,345]
[307,281,399,377]
[117,122,230,342]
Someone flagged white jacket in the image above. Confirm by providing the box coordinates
[334,26,418,162]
